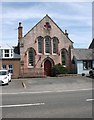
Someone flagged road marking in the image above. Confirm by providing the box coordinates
[21,81,26,88]
[86,99,94,102]
[0,88,93,95]
[0,103,45,108]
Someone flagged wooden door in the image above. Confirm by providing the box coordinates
[44,60,52,76]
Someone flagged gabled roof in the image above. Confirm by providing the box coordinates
[72,49,94,60]
[89,39,94,49]
[14,53,20,59]
[24,14,73,43]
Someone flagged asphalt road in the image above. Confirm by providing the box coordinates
[2,89,92,118]
[0,76,93,118]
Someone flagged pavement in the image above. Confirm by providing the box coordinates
[1,76,93,93]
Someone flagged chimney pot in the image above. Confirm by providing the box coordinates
[65,29,68,37]
[18,22,23,41]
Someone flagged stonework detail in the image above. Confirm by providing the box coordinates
[19,15,73,77]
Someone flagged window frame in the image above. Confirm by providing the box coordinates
[2,49,14,58]
[2,64,7,70]
[28,48,35,67]
[61,51,66,65]
[53,37,58,54]
[45,36,51,54]
[8,64,13,74]
[83,60,92,70]
[4,49,9,57]
[38,36,44,54]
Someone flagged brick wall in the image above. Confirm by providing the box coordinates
[0,59,20,79]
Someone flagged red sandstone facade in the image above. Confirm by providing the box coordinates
[19,15,74,77]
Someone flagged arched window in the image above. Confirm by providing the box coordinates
[28,48,35,66]
[61,49,66,65]
[53,37,58,53]
[45,36,51,53]
[38,36,43,53]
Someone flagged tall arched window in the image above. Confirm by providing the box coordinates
[61,50,66,65]
[45,36,51,53]
[53,37,58,54]
[28,48,35,66]
[38,36,43,53]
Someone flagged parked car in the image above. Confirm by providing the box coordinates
[0,70,11,85]
[89,68,94,77]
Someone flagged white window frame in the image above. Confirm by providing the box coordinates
[2,49,14,58]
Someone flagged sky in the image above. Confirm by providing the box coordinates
[0,2,93,48]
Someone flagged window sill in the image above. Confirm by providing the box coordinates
[28,66,34,68]
[52,53,58,55]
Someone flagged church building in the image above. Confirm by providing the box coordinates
[18,14,74,77]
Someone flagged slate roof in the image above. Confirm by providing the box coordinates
[14,53,20,59]
[72,49,94,60]
[0,43,13,49]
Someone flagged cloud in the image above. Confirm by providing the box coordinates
[2,2,91,25]
[1,2,92,48]
[70,30,92,48]
[2,0,93,2]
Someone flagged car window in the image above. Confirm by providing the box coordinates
[0,71,7,75]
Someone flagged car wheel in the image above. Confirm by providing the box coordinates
[5,82,9,85]
[89,71,93,77]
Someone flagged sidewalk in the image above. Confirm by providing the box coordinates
[1,76,92,93]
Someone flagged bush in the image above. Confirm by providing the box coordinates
[51,63,68,77]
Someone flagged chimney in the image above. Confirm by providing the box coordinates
[18,22,23,41]
[65,30,68,37]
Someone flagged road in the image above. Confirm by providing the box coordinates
[0,76,93,118]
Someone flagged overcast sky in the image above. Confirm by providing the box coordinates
[0,2,92,48]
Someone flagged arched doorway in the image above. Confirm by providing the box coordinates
[44,60,52,76]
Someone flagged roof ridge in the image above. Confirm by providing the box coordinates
[23,14,73,43]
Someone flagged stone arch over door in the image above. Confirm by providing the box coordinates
[43,57,54,76]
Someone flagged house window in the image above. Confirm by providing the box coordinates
[53,37,58,53]
[8,65,13,73]
[2,64,7,69]
[4,49,9,57]
[28,48,35,66]
[38,36,43,53]
[45,36,51,53]
[61,50,66,65]
[83,60,92,70]
[11,49,13,57]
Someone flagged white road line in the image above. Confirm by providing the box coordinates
[0,103,45,108]
[0,88,93,95]
[86,99,94,102]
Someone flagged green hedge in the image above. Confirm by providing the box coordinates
[51,63,68,77]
